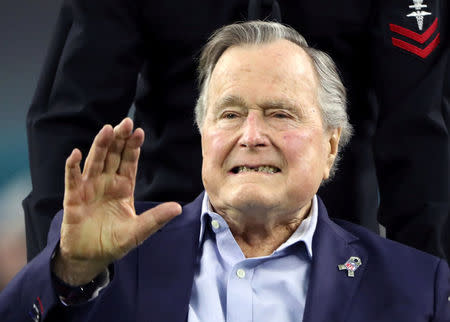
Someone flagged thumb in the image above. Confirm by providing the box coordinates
[133,202,182,245]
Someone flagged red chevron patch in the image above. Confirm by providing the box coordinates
[389,18,438,44]
[392,33,440,59]
[389,18,439,58]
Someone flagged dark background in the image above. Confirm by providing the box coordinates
[0,0,61,288]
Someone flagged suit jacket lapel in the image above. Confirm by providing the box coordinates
[133,194,368,322]
[135,194,203,322]
[303,197,368,322]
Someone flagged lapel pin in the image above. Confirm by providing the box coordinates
[338,256,362,277]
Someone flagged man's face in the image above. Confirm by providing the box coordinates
[201,40,340,216]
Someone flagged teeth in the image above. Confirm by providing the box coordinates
[237,166,278,174]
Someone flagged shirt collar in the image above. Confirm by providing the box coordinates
[198,192,318,258]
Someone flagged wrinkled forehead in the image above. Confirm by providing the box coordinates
[207,40,320,110]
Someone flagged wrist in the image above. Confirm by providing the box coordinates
[52,246,109,286]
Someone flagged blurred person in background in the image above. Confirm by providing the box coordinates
[0,175,28,291]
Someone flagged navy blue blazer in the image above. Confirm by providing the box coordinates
[1,193,449,321]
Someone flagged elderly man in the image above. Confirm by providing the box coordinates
[1,21,448,322]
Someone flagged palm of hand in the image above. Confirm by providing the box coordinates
[62,171,137,263]
[60,119,181,266]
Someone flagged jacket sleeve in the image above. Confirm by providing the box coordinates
[370,0,449,259]
[23,0,145,261]
[0,212,63,321]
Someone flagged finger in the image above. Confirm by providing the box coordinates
[104,118,134,173]
[65,148,82,192]
[83,125,114,178]
[133,202,182,245]
[118,128,145,179]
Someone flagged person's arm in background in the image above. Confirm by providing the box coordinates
[24,0,145,261]
[370,0,449,259]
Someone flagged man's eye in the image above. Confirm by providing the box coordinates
[222,112,239,119]
[272,112,289,119]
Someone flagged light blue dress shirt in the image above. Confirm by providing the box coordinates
[188,193,318,322]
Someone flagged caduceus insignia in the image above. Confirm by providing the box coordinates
[406,0,432,31]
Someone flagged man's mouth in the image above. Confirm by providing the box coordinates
[231,165,281,174]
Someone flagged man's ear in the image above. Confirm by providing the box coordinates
[323,127,341,180]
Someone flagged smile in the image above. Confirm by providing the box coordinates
[231,165,281,174]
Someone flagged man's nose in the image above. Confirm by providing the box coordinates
[238,112,269,148]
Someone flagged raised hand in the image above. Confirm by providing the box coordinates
[53,118,182,285]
